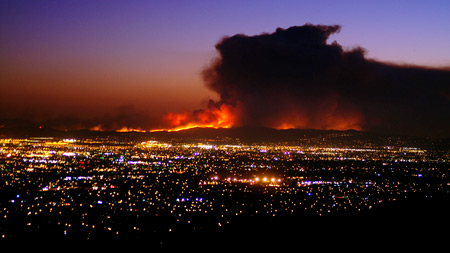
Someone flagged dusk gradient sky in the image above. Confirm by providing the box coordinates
[1,1,450,135]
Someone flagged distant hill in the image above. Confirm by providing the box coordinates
[0,126,448,150]
[149,126,359,143]
[148,127,449,150]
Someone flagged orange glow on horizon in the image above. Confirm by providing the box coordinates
[89,125,149,133]
[116,127,147,133]
[276,118,363,131]
[89,125,104,131]
[274,109,364,132]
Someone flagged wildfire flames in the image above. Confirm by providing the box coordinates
[149,101,363,133]
[151,103,236,132]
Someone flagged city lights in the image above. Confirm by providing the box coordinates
[0,136,449,240]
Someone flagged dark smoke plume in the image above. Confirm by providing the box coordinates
[201,24,450,137]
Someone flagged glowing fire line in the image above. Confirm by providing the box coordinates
[150,124,231,133]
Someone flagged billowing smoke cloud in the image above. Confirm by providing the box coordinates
[167,24,450,137]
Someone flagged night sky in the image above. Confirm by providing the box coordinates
[1,1,450,137]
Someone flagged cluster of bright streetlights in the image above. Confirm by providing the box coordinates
[210,175,282,185]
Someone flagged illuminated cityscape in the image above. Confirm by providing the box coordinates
[2,1,450,247]
[0,131,449,243]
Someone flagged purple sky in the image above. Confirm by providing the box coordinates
[1,0,450,131]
